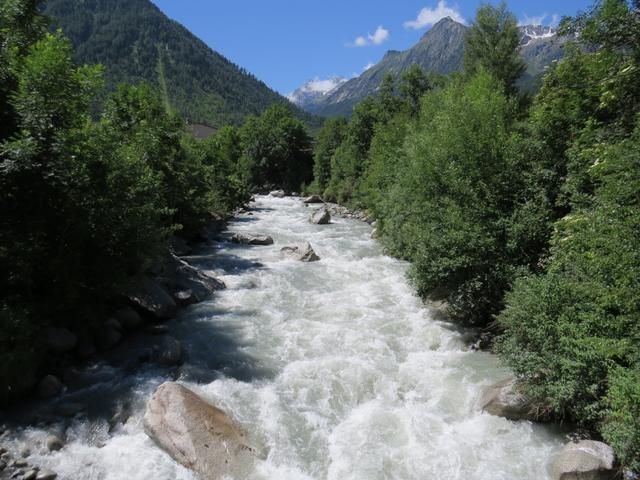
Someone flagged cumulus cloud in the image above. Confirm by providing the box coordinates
[350,25,390,47]
[404,1,466,30]
[518,13,547,26]
[363,62,375,71]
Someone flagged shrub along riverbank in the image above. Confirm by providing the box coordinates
[308,0,640,471]
[0,0,314,406]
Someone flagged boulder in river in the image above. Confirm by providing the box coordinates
[310,208,331,225]
[303,195,324,204]
[95,323,123,351]
[144,382,256,480]
[152,337,183,366]
[269,190,285,198]
[281,242,320,262]
[44,327,77,354]
[480,378,538,421]
[154,254,225,303]
[37,375,63,398]
[550,440,616,480]
[36,470,58,480]
[231,233,274,246]
[113,307,142,331]
[123,276,177,321]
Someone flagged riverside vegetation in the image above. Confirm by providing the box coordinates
[308,0,640,472]
[0,0,313,407]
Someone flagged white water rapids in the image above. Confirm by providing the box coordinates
[5,195,563,479]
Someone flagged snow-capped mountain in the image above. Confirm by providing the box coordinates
[519,25,557,46]
[287,77,347,108]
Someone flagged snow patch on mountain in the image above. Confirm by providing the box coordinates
[287,77,348,107]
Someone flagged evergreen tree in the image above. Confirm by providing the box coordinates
[464,2,525,95]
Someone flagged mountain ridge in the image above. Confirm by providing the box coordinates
[302,17,566,117]
[43,0,320,129]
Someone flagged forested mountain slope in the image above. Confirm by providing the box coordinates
[43,0,319,128]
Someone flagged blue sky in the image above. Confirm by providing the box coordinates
[150,0,593,96]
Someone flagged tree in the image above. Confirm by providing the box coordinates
[240,103,313,192]
[464,2,525,95]
[312,117,347,194]
[399,64,432,116]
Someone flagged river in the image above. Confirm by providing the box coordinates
[4,195,562,479]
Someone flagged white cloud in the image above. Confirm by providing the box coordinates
[550,14,560,26]
[363,62,375,71]
[519,14,548,26]
[305,77,345,94]
[349,25,390,47]
[404,1,465,30]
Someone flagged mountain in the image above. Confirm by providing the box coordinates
[42,0,320,129]
[305,17,567,117]
[287,77,347,109]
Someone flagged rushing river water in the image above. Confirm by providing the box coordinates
[4,195,563,479]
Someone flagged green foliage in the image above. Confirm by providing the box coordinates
[464,1,525,95]
[497,124,640,461]
[0,5,251,405]
[240,103,313,193]
[312,117,347,194]
[399,64,432,117]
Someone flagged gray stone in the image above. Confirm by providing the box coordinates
[281,242,320,262]
[113,307,143,331]
[36,471,57,480]
[144,382,255,480]
[230,233,274,246]
[310,208,331,225]
[153,337,182,366]
[124,276,178,321]
[0,461,5,471]
[44,328,77,354]
[15,459,27,467]
[104,318,122,331]
[75,340,97,360]
[269,190,285,198]
[480,378,538,421]
[371,227,379,239]
[173,290,197,307]
[24,469,38,480]
[37,375,63,399]
[95,324,123,351]
[551,440,616,480]
[46,434,64,452]
[303,195,324,204]
[154,255,225,304]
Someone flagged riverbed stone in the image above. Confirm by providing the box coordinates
[37,375,63,399]
[44,328,77,354]
[113,307,142,331]
[310,208,331,225]
[550,440,616,480]
[230,233,274,246]
[124,276,177,321]
[144,382,256,480]
[23,469,38,480]
[153,337,182,366]
[303,195,324,204]
[46,434,64,452]
[154,254,225,303]
[173,290,197,307]
[281,242,320,262]
[269,190,285,198]
[36,470,57,480]
[480,378,537,421]
[95,324,123,351]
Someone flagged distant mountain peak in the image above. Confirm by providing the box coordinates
[519,25,556,46]
[287,76,347,108]
[421,16,466,40]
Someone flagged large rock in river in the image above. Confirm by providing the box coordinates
[480,378,538,421]
[124,276,177,321]
[154,254,225,303]
[44,327,78,354]
[269,190,285,198]
[550,440,616,480]
[231,233,274,246]
[303,195,324,204]
[310,208,331,225]
[144,382,255,480]
[281,241,320,262]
